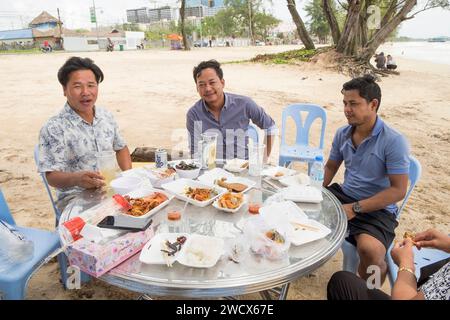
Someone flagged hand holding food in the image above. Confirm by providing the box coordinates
[413,228,450,253]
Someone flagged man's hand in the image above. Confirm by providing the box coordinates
[342,203,356,220]
[391,238,415,270]
[414,229,450,253]
[75,171,105,189]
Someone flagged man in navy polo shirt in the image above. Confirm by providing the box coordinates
[186,59,277,160]
[324,75,410,283]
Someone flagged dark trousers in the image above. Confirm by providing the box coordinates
[327,271,391,300]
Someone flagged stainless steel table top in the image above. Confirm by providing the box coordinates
[60,167,346,298]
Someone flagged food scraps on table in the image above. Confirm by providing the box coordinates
[184,187,218,201]
[265,229,285,244]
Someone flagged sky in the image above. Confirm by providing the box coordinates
[0,0,449,38]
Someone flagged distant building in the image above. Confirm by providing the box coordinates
[127,6,178,24]
[29,11,59,31]
[0,28,33,45]
[126,1,224,24]
[186,0,224,7]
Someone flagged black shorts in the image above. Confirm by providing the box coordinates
[327,183,398,251]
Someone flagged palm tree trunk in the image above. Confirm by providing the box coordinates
[336,0,364,54]
[286,0,315,50]
[180,0,190,50]
[322,0,341,45]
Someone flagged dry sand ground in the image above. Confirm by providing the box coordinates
[0,45,449,299]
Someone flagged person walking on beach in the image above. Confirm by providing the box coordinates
[323,75,410,284]
[327,228,450,300]
[186,59,277,160]
[37,57,132,216]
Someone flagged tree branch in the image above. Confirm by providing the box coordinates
[335,0,348,10]
[406,2,445,19]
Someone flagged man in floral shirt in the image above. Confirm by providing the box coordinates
[38,57,131,214]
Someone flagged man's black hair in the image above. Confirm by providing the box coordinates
[193,59,223,82]
[57,56,104,87]
[342,74,382,111]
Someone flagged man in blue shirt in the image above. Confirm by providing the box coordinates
[186,60,277,160]
[324,75,410,283]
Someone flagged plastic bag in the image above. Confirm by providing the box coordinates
[242,215,291,261]
[263,192,285,207]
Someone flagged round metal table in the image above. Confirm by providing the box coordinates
[60,169,347,299]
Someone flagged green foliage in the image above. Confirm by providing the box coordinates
[250,48,319,64]
[145,21,178,41]
[222,0,280,39]
[304,0,331,42]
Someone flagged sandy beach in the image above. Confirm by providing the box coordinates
[0,44,449,299]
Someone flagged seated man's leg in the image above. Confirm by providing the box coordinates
[355,233,387,282]
[348,210,398,283]
[327,271,390,300]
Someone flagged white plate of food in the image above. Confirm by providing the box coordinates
[198,168,235,184]
[280,185,323,203]
[261,166,297,180]
[278,173,311,187]
[143,166,177,188]
[198,169,256,193]
[288,219,331,246]
[259,201,308,222]
[177,234,225,268]
[161,178,227,207]
[213,192,247,213]
[121,187,174,219]
[139,233,189,266]
[223,158,249,173]
[168,160,201,179]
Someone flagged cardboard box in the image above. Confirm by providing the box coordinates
[66,227,154,277]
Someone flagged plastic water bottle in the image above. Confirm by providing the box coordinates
[0,220,34,273]
[310,155,324,190]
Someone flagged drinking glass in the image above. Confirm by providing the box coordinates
[201,132,218,170]
[248,143,265,176]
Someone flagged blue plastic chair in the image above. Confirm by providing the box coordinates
[278,104,326,173]
[247,123,259,145]
[33,145,91,287]
[0,188,61,300]
[34,145,61,222]
[341,156,422,278]
[386,243,450,286]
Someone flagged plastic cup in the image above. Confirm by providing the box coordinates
[96,151,119,194]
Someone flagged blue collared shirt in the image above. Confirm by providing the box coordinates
[38,103,127,202]
[186,93,277,159]
[329,117,410,214]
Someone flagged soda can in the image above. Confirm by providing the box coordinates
[60,217,86,244]
[155,148,168,168]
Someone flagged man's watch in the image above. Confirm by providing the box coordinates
[352,201,363,215]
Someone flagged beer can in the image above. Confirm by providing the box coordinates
[155,148,168,168]
[60,217,86,244]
